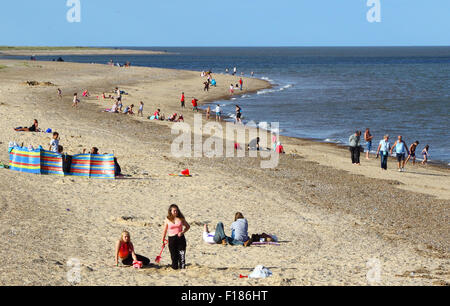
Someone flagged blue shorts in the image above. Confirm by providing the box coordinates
[366,141,372,152]
[396,153,406,162]
[216,112,221,116]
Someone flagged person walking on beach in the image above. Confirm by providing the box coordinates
[206,106,211,120]
[230,84,234,95]
[192,98,199,112]
[364,128,374,160]
[239,78,243,91]
[235,105,242,124]
[421,145,430,165]
[115,231,150,267]
[57,88,62,99]
[348,131,362,165]
[405,141,419,165]
[390,135,409,172]
[376,134,391,170]
[233,67,237,76]
[180,92,185,108]
[203,81,210,92]
[215,104,222,122]
[138,101,144,117]
[72,93,80,108]
[162,204,190,270]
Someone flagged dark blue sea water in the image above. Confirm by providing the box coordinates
[3,47,449,164]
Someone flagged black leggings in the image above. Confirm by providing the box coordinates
[121,254,150,266]
[168,235,187,270]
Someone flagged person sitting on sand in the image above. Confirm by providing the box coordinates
[82,90,89,97]
[177,114,184,122]
[203,224,216,244]
[14,119,40,132]
[167,113,178,122]
[212,212,251,247]
[115,231,150,267]
[123,104,134,115]
[83,147,99,154]
[275,142,285,154]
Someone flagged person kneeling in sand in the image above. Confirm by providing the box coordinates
[115,231,150,267]
[213,212,252,247]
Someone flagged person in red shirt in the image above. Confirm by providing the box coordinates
[192,98,199,112]
[115,231,150,267]
[180,92,185,108]
[239,78,243,90]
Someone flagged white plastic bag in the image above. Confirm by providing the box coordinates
[249,265,272,279]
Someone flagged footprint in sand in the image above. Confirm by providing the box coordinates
[111,216,156,228]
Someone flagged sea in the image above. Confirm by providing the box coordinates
[2,47,449,165]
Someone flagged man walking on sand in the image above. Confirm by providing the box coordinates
[390,135,409,172]
[364,128,374,160]
[239,78,243,91]
[349,130,361,165]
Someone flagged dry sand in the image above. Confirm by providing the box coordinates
[0,59,448,286]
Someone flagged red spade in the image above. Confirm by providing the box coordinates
[239,274,248,278]
[181,169,190,176]
[155,239,168,264]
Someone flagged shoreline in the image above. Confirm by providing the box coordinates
[0,59,448,286]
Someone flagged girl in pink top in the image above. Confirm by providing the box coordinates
[162,204,190,270]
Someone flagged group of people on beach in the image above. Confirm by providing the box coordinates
[115,204,275,270]
[349,128,431,171]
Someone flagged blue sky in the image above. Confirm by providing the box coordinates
[0,0,449,46]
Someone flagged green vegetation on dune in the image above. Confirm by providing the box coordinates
[0,65,7,70]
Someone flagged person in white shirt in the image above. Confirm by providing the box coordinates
[215,105,222,122]
[376,134,391,170]
[202,225,215,244]
[49,132,60,152]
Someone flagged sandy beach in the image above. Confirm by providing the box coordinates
[0,59,448,286]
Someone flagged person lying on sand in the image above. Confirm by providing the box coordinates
[203,224,216,244]
[14,119,40,132]
[167,113,178,122]
[212,212,252,247]
[115,231,150,267]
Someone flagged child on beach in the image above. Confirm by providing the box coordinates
[235,105,242,124]
[115,231,150,267]
[192,98,199,112]
[72,93,80,108]
[138,101,144,117]
[162,205,190,270]
[49,132,60,153]
[206,106,211,120]
[230,84,234,95]
[57,88,62,99]
[422,145,430,165]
